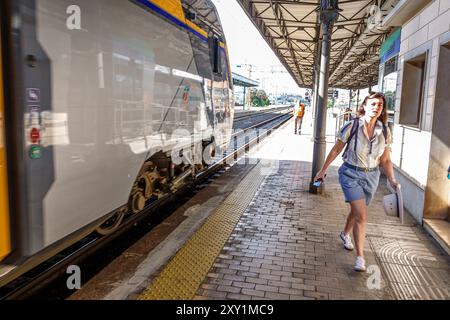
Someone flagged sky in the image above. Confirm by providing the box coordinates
[211,0,303,95]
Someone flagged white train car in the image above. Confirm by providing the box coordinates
[0,0,234,284]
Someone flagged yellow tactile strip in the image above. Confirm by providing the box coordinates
[139,163,267,300]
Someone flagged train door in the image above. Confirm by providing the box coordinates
[188,35,214,133]
[209,32,232,147]
[209,33,223,126]
[0,18,11,261]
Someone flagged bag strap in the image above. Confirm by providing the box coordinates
[343,117,360,159]
[382,123,388,142]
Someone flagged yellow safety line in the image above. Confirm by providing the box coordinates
[139,163,267,300]
[0,23,11,261]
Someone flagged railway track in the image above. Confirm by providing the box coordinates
[233,105,292,121]
[0,108,293,300]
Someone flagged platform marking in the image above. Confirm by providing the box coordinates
[138,162,267,300]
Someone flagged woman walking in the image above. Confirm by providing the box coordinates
[314,92,400,272]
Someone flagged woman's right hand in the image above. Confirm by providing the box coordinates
[314,170,327,183]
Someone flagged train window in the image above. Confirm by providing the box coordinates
[189,33,212,79]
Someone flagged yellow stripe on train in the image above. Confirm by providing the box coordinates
[186,20,208,38]
[148,0,213,41]
[0,23,11,261]
[149,0,185,22]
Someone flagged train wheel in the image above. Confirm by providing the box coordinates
[96,210,125,236]
[130,190,146,214]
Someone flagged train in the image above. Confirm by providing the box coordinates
[0,0,234,286]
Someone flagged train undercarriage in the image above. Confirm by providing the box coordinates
[96,139,217,235]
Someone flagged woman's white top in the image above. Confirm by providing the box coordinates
[338,118,393,169]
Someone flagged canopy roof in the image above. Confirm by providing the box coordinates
[183,0,226,39]
[237,0,400,89]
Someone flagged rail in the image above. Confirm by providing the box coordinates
[234,105,293,121]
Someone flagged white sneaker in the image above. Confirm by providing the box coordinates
[354,256,366,272]
[339,231,354,251]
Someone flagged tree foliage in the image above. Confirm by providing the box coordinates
[249,88,270,107]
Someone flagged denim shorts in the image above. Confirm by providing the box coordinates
[338,164,380,206]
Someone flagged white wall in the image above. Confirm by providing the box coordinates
[393,0,450,222]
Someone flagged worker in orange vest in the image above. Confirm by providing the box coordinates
[293,102,306,135]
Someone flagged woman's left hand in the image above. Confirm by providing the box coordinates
[388,178,400,190]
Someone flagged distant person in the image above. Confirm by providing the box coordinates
[314,92,400,272]
[293,102,305,135]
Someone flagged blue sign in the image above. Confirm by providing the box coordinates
[381,28,401,64]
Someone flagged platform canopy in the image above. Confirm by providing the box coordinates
[183,0,226,37]
[237,0,401,90]
[232,72,260,87]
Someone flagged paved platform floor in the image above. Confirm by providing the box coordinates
[191,115,450,300]
[71,113,450,300]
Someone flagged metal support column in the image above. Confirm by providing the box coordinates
[310,0,341,194]
[356,88,360,112]
[331,87,336,109]
[243,86,247,111]
[348,89,352,109]
[311,10,321,130]
[311,39,322,140]
[312,65,320,117]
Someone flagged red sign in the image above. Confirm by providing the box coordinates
[30,128,40,144]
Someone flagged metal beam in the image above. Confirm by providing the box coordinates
[329,0,398,82]
[310,0,340,194]
[270,1,306,84]
[238,0,311,87]
[237,0,399,89]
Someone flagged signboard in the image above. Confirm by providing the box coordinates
[328,90,339,98]
[380,28,401,64]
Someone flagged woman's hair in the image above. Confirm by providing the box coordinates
[357,92,388,124]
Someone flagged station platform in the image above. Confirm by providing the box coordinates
[70,113,450,300]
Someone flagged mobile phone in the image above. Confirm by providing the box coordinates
[313,180,323,187]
